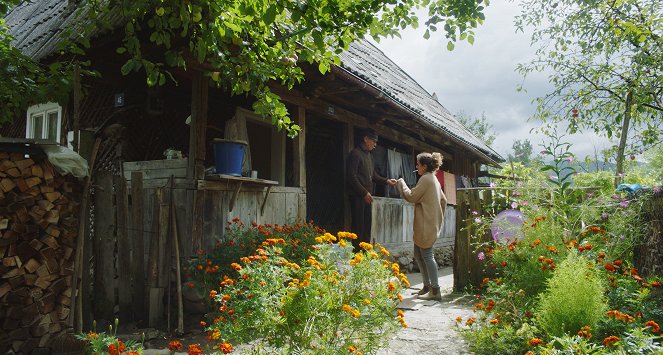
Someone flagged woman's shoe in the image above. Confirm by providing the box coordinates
[418,286,442,301]
[416,285,430,296]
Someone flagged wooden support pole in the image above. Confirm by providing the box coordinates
[130,172,145,321]
[93,171,114,322]
[115,175,132,322]
[188,71,209,180]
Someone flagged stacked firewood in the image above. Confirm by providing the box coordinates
[0,151,80,353]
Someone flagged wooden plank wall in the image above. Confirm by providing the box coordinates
[371,197,456,253]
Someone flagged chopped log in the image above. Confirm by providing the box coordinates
[31,165,43,178]
[40,248,59,274]
[15,178,29,192]
[28,239,44,252]
[42,163,54,182]
[37,200,54,212]
[9,152,25,161]
[3,256,18,267]
[0,160,16,171]
[39,185,54,194]
[24,258,40,273]
[40,236,58,249]
[14,158,34,172]
[6,167,21,178]
[0,218,8,230]
[38,292,55,314]
[44,210,59,224]
[0,282,11,298]
[25,177,41,189]
[48,278,66,294]
[34,276,51,290]
[42,192,61,203]
[1,178,16,192]
[24,274,37,286]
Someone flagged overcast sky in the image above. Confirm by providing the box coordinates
[373,0,614,160]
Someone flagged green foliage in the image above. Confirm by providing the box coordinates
[460,323,533,355]
[188,220,324,295]
[642,144,663,184]
[455,110,496,147]
[206,234,408,354]
[515,0,663,179]
[508,139,534,165]
[2,0,488,133]
[539,132,577,200]
[76,319,144,354]
[537,252,608,337]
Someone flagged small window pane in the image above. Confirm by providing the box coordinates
[47,111,58,141]
[31,114,44,139]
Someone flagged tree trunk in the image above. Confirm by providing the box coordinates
[614,90,633,187]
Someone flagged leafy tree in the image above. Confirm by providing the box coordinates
[455,110,496,146]
[2,0,490,136]
[515,0,663,186]
[507,139,533,164]
[643,143,663,184]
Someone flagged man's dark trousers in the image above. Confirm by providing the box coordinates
[350,195,372,251]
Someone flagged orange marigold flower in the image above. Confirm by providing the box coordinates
[108,341,126,355]
[528,338,544,346]
[188,343,204,355]
[200,320,207,327]
[614,260,623,266]
[602,335,620,347]
[465,317,476,326]
[86,331,98,339]
[125,352,140,355]
[168,340,183,351]
[230,263,242,271]
[396,309,405,317]
[604,263,617,272]
[387,282,396,292]
[525,352,534,355]
[348,345,357,352]
[578,330,592,339]
[222,294,231,302]
[501,261,507,267]
[489,318,499,324]
[652,281,661,287]
[209,290,217,299]
[455,316,462,322]
[645,320,660,333]
[219,341,233,353]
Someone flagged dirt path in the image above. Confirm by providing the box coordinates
[142,267,474,355]
[379,267,475,355]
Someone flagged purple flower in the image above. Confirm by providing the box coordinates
[619,201,629,208]
[611,194,621,200]
[522,200,529,206]
[512,191,522,196]
[474,217,482,223]
[654,186,662,194]
[472,210,479,215]
[601,212,609,220]
[489,182,496,188]
[566,156,574,163]
[511,201,518,209]
[477,252,485,261]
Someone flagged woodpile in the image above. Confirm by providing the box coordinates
[0,151,80,353]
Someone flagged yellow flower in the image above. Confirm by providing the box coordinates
[342,304,352,313]
[396,309,405,317]
[351,309,361,318]
[369,251,379,258]
[387,282,396,292]
[339,239,347,247]
[359,242,373,250]
[363,299,371,305]
[380,246,390,255]
[315,237,323,243]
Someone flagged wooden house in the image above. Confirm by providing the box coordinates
[3,0,504,331]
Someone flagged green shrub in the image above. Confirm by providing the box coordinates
[536,251,608,337]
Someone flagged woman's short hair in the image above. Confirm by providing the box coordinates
[417,152,443,172]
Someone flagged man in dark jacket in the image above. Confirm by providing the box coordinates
[347,129,396,250]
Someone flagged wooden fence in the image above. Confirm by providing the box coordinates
[371,197,456,253]
[454,188,514,292]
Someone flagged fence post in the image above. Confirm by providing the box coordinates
[453,190,470,292]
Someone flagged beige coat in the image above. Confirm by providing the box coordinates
[397,172,447,249]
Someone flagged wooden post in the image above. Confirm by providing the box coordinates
[171,203,184,334]
[453,189,470,292]
[130,172,145,321]
[72,62,81,152]
[294,107,306,222]
[147,189,165,327]
[93,171,114,322]
[187,71,209,180]
[115,175,132,322]
[468,189,483,287]
[343,124,354,231]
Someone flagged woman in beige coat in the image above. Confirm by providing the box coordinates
[396,152,447,301]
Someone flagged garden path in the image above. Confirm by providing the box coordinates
[141,266,475,355]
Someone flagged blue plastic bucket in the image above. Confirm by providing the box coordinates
[212,139,247,176]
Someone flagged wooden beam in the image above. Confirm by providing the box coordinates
[188,71,209,180]
[270,85,453,161]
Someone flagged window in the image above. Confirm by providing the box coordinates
[26,102,62,142]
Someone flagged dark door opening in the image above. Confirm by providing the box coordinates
[305,116,344,233]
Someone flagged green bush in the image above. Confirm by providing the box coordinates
[536,251,607,337]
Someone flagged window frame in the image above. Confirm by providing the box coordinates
[26,102,62,142]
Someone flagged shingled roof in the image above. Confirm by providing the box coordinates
[5,0,502,163]
[339,41,502,163]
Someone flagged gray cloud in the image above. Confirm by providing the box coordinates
[372,1,616,160]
